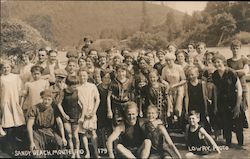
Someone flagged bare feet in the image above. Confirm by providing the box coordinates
[0,128,6,137]
[71,153,75,158]
[84,152,90,159]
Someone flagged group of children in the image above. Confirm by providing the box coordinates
[0,38,249,158]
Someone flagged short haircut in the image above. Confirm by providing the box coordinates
[231,39,241,48]
[67,57,78,65]
[138,56,149,64]
[188,110,200,118]
[65,75,79,86]
[124,101,138,113]
[89,49,98,54]
[147,104,158,113]
[38,48,47,52]
[148,69,159,77]
[77,67,88,75]
[167,43,177,49]
[156,49,166,55]
[116,63,128,72]
[48,50,58,56]
[86,56,95,63]
[78,56,86,64]
[30,65,44,73]
[212,53,226,64]
[188,42,196,49]
[66,51,78,59]
[186,66,199,76]
[176,49,187,57]
[196,42,206,48]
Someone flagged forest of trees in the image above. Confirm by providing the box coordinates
[1,1,250,55]
[125,1,250,50]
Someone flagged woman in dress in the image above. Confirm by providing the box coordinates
[212,53,245,147]
[97,72,113,151]
[175,50,188,70]
[85,56,100,83]
[161,53,186,125]
[77,68,100,158]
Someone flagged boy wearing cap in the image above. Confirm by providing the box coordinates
[27,89,66,157]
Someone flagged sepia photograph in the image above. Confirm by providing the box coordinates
[0,1,250,158]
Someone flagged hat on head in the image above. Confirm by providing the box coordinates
[54,69,68,78]
[40,89,53,98]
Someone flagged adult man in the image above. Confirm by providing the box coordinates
[36,48,48,69]
[195,42,207,70]
[106,102,151,158]
[43,50,63,77]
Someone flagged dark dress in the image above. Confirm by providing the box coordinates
[154,62,166,76]
[212,68,244,145]
[27,103,63,151]
[187,125,209,155]
[145,122,172,158]
[59,89,82,124]
[141,84,168,123]
[109,78,134,121]
[97,84,112,149]
[187,81,211,132]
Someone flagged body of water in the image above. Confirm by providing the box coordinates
[208,45,250,59]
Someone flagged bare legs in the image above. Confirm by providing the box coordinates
[116,139,152,158]
[64,123,80,158]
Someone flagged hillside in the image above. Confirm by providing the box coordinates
[1,1,185,47]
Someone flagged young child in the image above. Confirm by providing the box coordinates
[0,60,25,136]
[134,73,148,117]
[141,70,170,124]
[185,110,221,158]
[77,68,100,158]
[57,76,84,158]
[21,65,50,120]
[185,66,212,133]
[145,105,182,159]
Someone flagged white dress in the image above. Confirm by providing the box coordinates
[0,73,25,128]
[77,82,100,133]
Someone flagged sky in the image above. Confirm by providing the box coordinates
[150,1,208,15]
